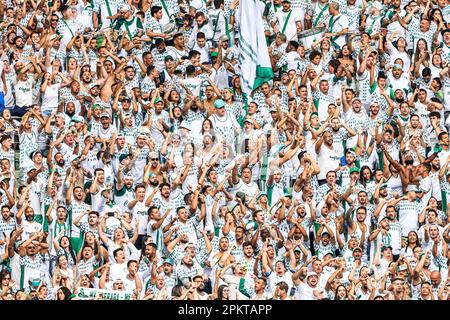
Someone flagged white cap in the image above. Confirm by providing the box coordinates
[372,1,383,10]
[120,4,131,11]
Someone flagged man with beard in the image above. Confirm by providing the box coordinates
[115,169,135,212]
[433,131,450,166]
[292,271,325,300]
[60,80,82,115]
[328,118,356,157]
[175,253,203,287]
[0,205,17,240]
[127,184,149,250]
[219,262,255,299]
[129,131,152,184]
[17,203,42,241]
[66,184,91,253]
[231,166,260,201]
[17,231,50,291]
[369,216,392,264]
[146,206,171,251]
[239,241,256,277]
[345,205,370,254]
[191,274,208,300]
[388,63,410,95]
[92,112,117,147]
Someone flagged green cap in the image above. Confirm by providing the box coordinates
[349,167,360,174]
[211,51,219,57]
[154,97,163,104]
[214,99,226,109]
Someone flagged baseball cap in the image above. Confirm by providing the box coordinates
[372,1,383,10]
[219,35,229,42]
[179,121,191,130]
[26,164,37,173]
[243,117,253,124]
[353,247,362,252]
[120,4,131,11]
[164,55,174,62]
[71,115,84,123]
[257,192,267,200]
[214,99,226,109]
[211,51,219,58]
[349,167,360,174]
[163,258,175,266]
[88,82,99,90]
[100,112,110,119]
[154,97,163,104]
[119,154,130,162]
[306,272,318,278]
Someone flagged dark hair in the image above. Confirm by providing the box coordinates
[151,6,162,16]
[359,165,373,186]
[113,248,124,258]
[334,285,348,300]
[217,285,229,300]
[57,287,72,300]
[309,50,322,61]
[127,259,138,268]
[277,281,289,292]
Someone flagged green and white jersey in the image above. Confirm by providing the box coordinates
[94,0,125,28]
[312,2,331,27]
[67,48,85,66]
[396,200,421,237]
[56,18,82,48]
[312,90,335,122]
[314,242,336,260]
[175,263,202,286]
[19,253,47,290]
[0,147,15,168]
[77,256,100,275]
[0,217,16,238]
[113,17,143,39]
[409,17,437,53]
[114,185,135,212]
[19,131,38,164]
[151,0,180,24]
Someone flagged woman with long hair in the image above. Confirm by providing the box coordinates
[401,231,421,258]
[99,226,138,263]
[56,286,73,300]
[386,35,410,73]
[334,284,352,300]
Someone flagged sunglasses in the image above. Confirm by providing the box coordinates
[151,158,159,161]
[51,19,59,22]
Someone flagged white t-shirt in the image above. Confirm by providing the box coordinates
[15,78,35,107]
[316,144,340,180]
[41,83,61,114]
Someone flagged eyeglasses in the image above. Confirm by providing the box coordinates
[2,277,10,280]
[51,19,59,22]
[151,158,159,161]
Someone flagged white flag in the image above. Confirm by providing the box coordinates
[238,0,274,95]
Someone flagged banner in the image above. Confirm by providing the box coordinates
[238,0,274,95]
[76,287,134,300]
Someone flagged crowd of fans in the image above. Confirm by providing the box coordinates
[0,0,449,300]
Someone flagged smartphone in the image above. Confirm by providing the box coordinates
[244,139,249,153]
[108,212,115,217]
